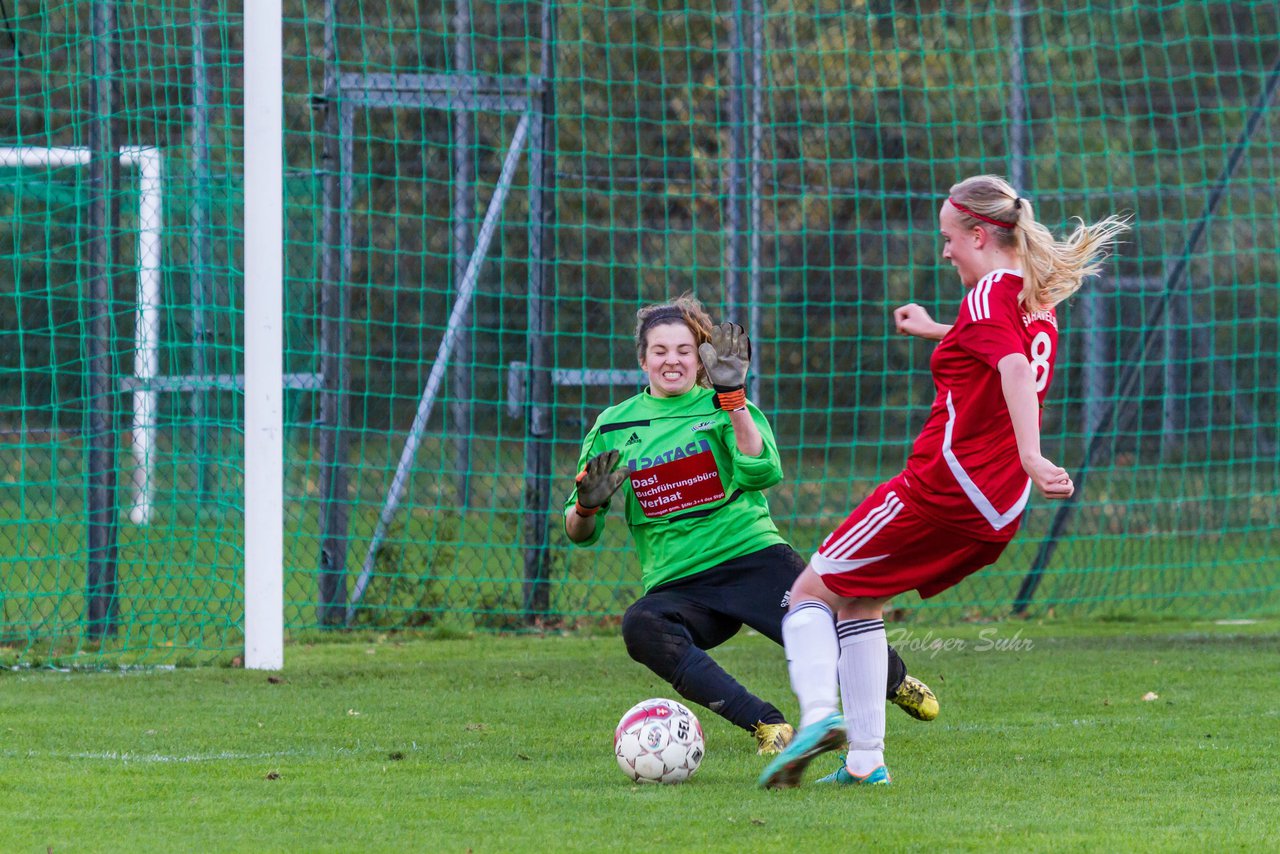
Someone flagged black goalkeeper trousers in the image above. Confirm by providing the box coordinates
[620,543,908,732]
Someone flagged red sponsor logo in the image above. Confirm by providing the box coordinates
[614,704,673,744]
[629,450,725,518]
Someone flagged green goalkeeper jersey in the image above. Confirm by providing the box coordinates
[565,385,787,591]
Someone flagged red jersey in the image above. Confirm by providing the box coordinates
[899,269,1059,542]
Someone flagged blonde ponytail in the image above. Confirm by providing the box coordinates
[949,175,1131,311]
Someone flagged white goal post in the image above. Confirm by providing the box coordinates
[243,0,284,670]
[4,4,295,670]
[0,144,163,527]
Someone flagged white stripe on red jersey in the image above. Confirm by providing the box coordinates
[964,269,1018,322]
[898,268,1055,542]
[965,277,987,320]
[941,390,1031,530]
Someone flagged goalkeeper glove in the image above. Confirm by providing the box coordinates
[698,322,751,411]
[573,449,628,516]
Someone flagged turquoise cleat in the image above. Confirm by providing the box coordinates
[815,761,892,786]
[756,713,846,789]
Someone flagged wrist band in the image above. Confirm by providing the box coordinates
[573,467,601,517]
[715,387,747,411]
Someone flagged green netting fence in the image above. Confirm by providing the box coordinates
[0,0,1277,665]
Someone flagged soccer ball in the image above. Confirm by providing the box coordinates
[614,697,705,784]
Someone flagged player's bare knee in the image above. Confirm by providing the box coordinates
[791,567,834,605]
[838,596,890,621]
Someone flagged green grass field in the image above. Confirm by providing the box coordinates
[3,618,1278,852]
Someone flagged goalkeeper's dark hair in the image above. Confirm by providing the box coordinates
[634,294,714,388]
[949,174,1131,311]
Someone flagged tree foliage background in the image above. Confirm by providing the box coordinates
[2,2,1276,444]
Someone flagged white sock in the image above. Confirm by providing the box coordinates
[837,618,887,776]
[781,601,839,729]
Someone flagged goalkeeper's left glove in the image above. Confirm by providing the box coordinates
[698,322,751,411]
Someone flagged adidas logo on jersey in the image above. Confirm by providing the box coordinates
[624,433,642,446]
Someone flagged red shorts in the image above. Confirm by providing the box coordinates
[811,476,1010,600]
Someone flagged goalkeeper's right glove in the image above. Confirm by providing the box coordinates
[573,449,628,516]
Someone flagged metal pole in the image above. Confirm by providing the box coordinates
[315,0,351,626]
[1008,0,1028,193]
[1160,278,1176,456]
[746,0,763,403]
[1078,284,1105,447]
[521,2,556,619]
[189,0,212,500]
[724,0,746,322]
[450,0,475,510]
[86,0,120,638]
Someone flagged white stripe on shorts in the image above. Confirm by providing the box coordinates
[812,552,890,576]
[821,491,903,561]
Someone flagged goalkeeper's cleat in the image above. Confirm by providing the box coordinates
[891,674,939,721]
[815,761,892,786]
[756,713,846,789]
[753,721,795,756]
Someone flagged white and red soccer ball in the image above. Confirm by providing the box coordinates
[614,698,705,784]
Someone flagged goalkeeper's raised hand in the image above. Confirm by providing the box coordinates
[574,449,628,515]
[698,322,751,411]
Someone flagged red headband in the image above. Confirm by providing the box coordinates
[948,197,1015,230]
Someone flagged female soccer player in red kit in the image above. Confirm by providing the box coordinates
[759,174,1130,788]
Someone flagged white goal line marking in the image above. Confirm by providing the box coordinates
[6,742,421,764]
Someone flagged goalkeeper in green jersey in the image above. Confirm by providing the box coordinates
[564,295,937,756]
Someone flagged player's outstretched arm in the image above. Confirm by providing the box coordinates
[565,449,628,542]
[699,322,763,457]
[894,303,952,341]
[997,354,1074,500]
